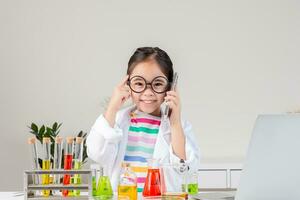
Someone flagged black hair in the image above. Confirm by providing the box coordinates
[127,47,174,83]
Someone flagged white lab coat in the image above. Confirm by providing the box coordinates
[87,105,201,191]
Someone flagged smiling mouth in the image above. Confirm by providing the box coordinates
[140,100,157,104]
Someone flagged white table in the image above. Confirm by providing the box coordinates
[0,192,23,200]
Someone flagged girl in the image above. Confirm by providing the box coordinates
[87,47,201,192]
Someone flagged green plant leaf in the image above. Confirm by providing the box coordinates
[31,123,38,133]
[61,149,65,168]
[50,142,55,160]
[44,127,52,138]
[38,158,43,169]
[52,122,58,131]
[56,123,62,135]
[39,125,45,137]
[77,131,83,137]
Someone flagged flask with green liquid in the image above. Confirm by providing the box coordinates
[97,166,113,199]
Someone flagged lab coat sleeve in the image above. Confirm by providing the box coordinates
[169,120,201,172]
[86,113,123,166]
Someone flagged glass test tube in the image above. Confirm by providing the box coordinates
[73,137,83,196]
[27,137,39,185]
[90,164,101,196]
[62,136,74,197]
[53,136,63,184]
[42,137,51,197]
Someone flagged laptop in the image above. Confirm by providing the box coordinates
[193,114,300,200]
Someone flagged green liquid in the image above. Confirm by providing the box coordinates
[188,183,198,195]
[92,177,97,196]
[97,176,113,199]
[73,160,82,196]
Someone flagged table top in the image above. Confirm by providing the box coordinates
[0,190,236,200]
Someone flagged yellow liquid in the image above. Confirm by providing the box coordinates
[73,160,82,196]
[162,192,188,200]
[42,160,50,196]
[118,185,137,200]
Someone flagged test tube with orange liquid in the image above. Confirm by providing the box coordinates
[62,136,74,196]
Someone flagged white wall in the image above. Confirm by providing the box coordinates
[0,0,299,190]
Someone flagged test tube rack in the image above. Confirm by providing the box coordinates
[24,169,92,200]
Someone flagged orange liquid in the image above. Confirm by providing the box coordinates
[62,154,72,196]
[143,168,162,197]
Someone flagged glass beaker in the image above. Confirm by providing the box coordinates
[160,162,188,200]
[118,162,137,200]
[186,171,198,195]
[143,159,163,197]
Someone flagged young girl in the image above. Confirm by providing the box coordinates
[87,47,201,192]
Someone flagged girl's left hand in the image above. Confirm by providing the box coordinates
[164,89,181,125]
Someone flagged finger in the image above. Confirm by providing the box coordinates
[166,100,176,110]
[166,90,178,97]
[121,92,131,102]
[121,85,130,92]
[118,75,129,87]
[121,90,131,98]
[165,92,179,101]
[124,84,130,91]
[165,96,178,106]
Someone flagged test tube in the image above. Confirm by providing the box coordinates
[53,136,63,185]
[73,137,84,196]
[27,137,39,185]
[90,164,101,196]
[62,136,74,197]
[164,72,178,120]
[42,137,51,197]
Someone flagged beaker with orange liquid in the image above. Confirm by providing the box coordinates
[143,159,164,197]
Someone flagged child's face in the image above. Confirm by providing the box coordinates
[129,60,167,116]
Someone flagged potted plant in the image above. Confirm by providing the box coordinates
[28,122,88,168]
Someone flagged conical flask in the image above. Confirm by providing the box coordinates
[142,159,163,197]
[96,166,113,199]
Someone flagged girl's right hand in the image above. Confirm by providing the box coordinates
[105,75,131,127]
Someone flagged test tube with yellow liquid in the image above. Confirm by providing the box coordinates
[73,137,83,196]
[42,137,51,196]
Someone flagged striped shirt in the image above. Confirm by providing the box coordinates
[123,110,161,192]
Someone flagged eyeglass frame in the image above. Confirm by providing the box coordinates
[127,75,171,94]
